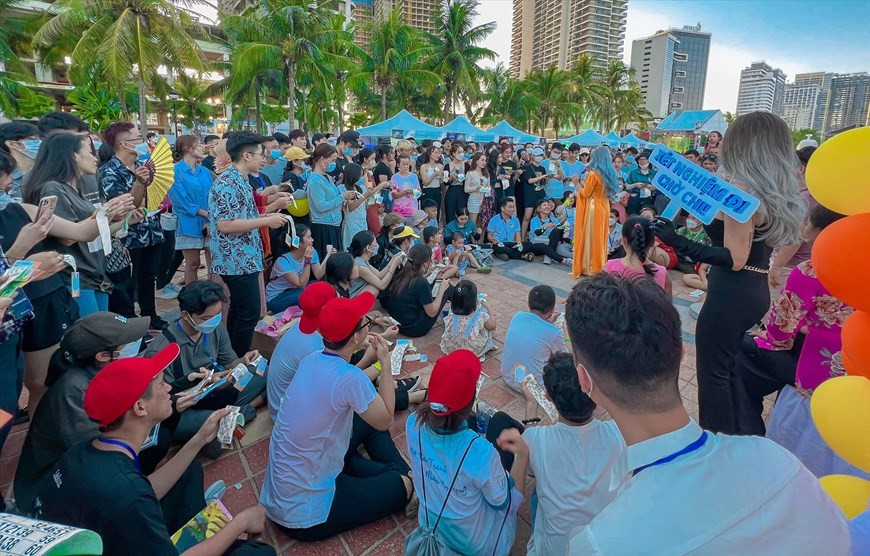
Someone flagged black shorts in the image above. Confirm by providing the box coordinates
[22,288,80,352]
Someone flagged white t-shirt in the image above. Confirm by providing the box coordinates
[500,312,567,391]
[260,351,376,528]
[523,420,624,556]
[266,321,324,420]
[405,413,517,556]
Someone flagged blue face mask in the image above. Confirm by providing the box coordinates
[190,312,222,335]
[132,142,151,157]
[92,140,103,151]
[270,149,282,160]
[371,243,379,256]
[465,153,472,160]
[626,155,635,164]
[21,139,41,159]
[344,147,355,156]
[325,161,336,173]
[116,338,143,359]
[0,191,12,211]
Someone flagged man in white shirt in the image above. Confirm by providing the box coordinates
[563,273,851,555]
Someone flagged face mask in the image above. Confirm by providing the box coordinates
[20,139,41,159]
[371,243,379,256]
[190,312,222,335]
[325,161,336,173]
[344,147,355,156]
[93,140,103,151]
[686,218,700,228]
[609,217,616,226]
[270,149,282,159]
[550,151,560,159]
[132,142,151,157]
[626,156,635,164]
[116,337,143,359]
[0,191,12,211]
[534,155,544,163]
[464,153,472,160]
[639,162,649,169]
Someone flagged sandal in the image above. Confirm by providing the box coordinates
[522,253,534,262]
[476,266,492,274]
[396,376,422,392]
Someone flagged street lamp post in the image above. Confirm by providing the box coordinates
[168,91,179,136]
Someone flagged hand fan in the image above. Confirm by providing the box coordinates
[144,136,176,211]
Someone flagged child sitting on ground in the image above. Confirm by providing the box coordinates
[445,232,490,276]
[421,199,439,227]
[423,226,459,280]
[440,280,497,360]
[497,352,625,556]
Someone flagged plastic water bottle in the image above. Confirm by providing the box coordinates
[476,401,492,434]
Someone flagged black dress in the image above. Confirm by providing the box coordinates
[695,219,771,433]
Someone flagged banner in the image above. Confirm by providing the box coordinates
[649,144,760,224]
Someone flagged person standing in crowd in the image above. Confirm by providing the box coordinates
[280,146,310,193]
[342,163,385,250]
[390,154,420,220]
[605,216,672,295]
[333,130,361,180]
[560,143,585,194]
[519,147,549,239]
[443,143,468,221]
[372,144,395,210]
[501,285,567,392]
[168,135,212,291]
[652,112,805,434]
[704,130,722,156]
[0,122,40,199]
[419,145,443,220]
[565,272,849,554]
[28,346,275,555]
[495,143,519,203]
[209,132,285,357]
[311,132,328,148]
[625,150,656,215]
[572,146,618,277]
[543,142,566,199]
[384,244,453,337]
[288,129,308,151]
[406,350,526,556]
[308,143,356,256]
[200,134,220,175]
[37,112,104,206]
[99,122,167,329]
[261,293,415,541]
[684,149,701,165]
[260,136,286,186]
[464,152,489,227]
[700,154,718,174]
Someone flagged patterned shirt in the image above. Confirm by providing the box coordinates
[99,157,164,249]
[209,165,264,276]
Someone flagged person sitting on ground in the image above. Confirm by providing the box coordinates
[639,206,677,269]
[28,344,275,556]
[528,198,572,266]
[564,272,849,554]
[372,213,403,269]
[675,214,710,273]
[444,207,481,245]
[423,226,460,280]
[267,283,420,422]
[348,230,404,298]
[440,280,496,360]
[497,352,624,555]
[144,281,266,447]
[605,216,673,296]
[409,209,428,237]
[261,293,416,541]
[420,199,439,227]
[500,285,568,392]
[14,313,186,514]
[324,251,358,298]
[383,244,453,338]
[265,224,332,313]
[488,197,535,262]
[607,208,624,260]
[446,231,489,276]
[406,350,526,556]
[682,263,710,292]
[379,225,418,272]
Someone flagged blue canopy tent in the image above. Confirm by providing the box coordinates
[561,129,606,147]
[622,132,654,149]
[603,131,623,147]
[357,110,443,140]
[439,116,496,142]
[486,120,541,144]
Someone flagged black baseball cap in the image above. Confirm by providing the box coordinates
[312,132,327,143]
[339,130,361,146]
[60,312,150,359]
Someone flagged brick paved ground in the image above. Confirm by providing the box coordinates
[1,257,772,555]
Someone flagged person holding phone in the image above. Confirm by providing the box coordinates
[520,147,549,239]
[383,244,453,338]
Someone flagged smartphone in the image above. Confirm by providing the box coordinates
[35,195,58,221]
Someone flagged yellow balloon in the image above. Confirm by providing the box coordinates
[819,474,870,519]
[810,375,870,472]
[806,127,870,215]
[287,197,309,217]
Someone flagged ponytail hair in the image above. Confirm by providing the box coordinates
[622,216,657,277]
[172,135,199,163]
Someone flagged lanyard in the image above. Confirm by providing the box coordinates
[251,174,265,190]
[633,431,708,476]
[176,322,224,372]
[98,438,142,473]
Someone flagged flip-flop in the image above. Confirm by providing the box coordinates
[476,267,492,274]
[396,376,421,392]
[205,480,226,504]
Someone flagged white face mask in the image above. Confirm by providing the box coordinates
[609,217,616,226]
[686,218,700,229]
[116,338,143,359]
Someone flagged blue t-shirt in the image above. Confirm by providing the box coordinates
[487,214,521,244]
[169,160,212,238]
[208,166,263,276]
[444,219,477,243]
[561,160,586,193]
[544,158,564,199]
[501,311,568,390]
[266,250,320,301]
[529,215,560,243]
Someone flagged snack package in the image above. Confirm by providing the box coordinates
[217,406,242,449]
[524,374,559,421]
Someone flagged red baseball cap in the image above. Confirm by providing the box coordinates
[429,350,481,415]
[299,282,338,334]
[84,343,180,426]
[318,292,375,343]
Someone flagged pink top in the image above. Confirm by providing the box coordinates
[755,260,853,394]
[605,258,667,290]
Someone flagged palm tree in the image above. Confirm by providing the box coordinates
[223,0,347,130]
[0,0,39,116]
[66,84,123,131]
[523,66,571,137]
[566,53,606,134]
[428,0,496,122]
[173,74,213,135]
[609,87,653,133]
[596,59,635,132]
[723,111,736,125]
[479,73,533,128]
[34,0,207,133]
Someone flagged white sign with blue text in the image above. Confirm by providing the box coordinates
[649,144,760,224]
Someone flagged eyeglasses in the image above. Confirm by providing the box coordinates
[351,315,373,335]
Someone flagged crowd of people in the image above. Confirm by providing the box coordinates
[0,109,863,555]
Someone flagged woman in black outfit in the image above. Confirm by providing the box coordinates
[383,244,453,338]
[652,112,805,434]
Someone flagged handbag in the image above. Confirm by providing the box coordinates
[104,237,132,283]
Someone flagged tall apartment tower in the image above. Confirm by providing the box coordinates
[350,0,375,48]
[736,61,786,116]
[510,0,627,78]
[780,82,821,131]
[825,72,870,133]
[793,72,834,133]
[630,23,711,119]
[373,0,443,35]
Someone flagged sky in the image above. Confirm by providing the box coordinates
[474,0,870,112]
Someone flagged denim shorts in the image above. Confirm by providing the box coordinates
[176,234,207,250]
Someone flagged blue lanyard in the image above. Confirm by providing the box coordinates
[176,322,224,372]
[251,174,265,190]
[98,438,142,473]
[633,431,708,476]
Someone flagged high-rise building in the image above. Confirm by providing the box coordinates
[736,61,786,116]
[509,0,627,78]
[373,0,443,35]
[794,72,834,133]
[780,82,821,131]
[825,72,870,133]
[350,0,375,48]
[630,23,711,119]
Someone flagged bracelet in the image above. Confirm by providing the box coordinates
[522,418,541,425]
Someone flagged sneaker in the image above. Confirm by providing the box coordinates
[561,258,573,267]
[495,253,509,262]
[155,284,180,299]
[149,315,169,330]
[476,266,491,274]
[204,480,226,504]
[396,376,422,393]
[542,255,552,265]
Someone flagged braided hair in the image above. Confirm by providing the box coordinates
[622,216,657,277]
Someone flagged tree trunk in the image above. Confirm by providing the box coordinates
[380,87,387,122]
[443,81,453,123]
[137,73,148,134]
[255,89,263,135]
[337,96,345,134]
[287,61,297,130]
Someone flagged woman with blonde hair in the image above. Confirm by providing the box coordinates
[572,146,619,277]
[652,112,804,434]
